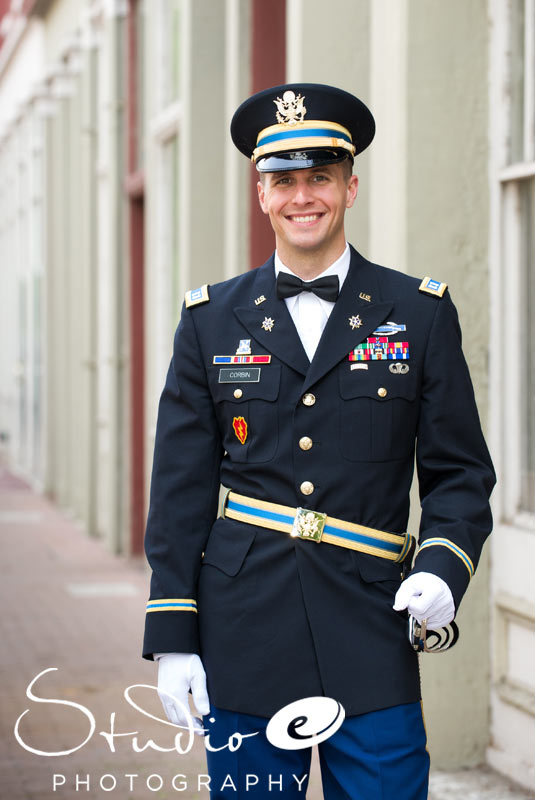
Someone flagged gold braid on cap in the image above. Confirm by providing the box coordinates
[252,120,356,163]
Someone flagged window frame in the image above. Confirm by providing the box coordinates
[490,0,535,529]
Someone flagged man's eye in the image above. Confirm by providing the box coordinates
[312,174,328,182]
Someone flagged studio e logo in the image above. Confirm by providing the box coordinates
[266,697,345,751]
[14,670,345,759]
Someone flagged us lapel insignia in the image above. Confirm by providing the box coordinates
[262,317,275,332]
[348,315,363,330]
[232,416,248,444]
[254,295,267,305]
[359,292,371,302]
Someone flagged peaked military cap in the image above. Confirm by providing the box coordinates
[230,82,375,172]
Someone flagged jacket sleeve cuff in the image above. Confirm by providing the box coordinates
[411,538,473,610]
[142,607,200,660]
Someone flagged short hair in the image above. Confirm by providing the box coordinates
[341,157,353,180]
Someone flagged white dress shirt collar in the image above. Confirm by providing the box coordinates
[273,244,351,361]
[274,243,351,311]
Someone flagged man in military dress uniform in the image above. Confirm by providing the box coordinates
[143,84,495,798]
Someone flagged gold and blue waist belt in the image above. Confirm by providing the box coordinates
[222,490,413,563]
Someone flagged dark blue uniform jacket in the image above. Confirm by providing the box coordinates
[143,246,495,718]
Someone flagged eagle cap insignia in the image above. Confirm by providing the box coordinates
[274,90,306,126]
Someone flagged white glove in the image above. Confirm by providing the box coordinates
[393,572,455,630]
[156,653,210,734]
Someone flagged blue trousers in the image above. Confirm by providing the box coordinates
[203,701,429,799]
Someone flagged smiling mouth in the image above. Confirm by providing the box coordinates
[287,213,324,224]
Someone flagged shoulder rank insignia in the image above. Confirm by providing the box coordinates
[419,276,447,298]
[185,284,210,308]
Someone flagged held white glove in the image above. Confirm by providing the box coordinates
[156,653,210,734]
[393,572,455,630]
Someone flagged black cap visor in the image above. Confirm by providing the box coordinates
[256,148,352,173]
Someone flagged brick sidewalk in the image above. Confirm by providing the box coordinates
[0,466,221,800]
[1,466,532,799]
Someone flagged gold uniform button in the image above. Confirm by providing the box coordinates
[377,387,388,398]
[299,436,313,451]
[302,393,316,407]
[300,481,315,495]
[233,389,243,399]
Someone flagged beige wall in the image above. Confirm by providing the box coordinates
[286,0,371,256]
[406,0,492,767]
[43,0,83,64]
[178,0,226,296]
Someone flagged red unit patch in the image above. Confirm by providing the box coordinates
[232,416,248,445]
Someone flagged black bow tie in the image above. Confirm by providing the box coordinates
[276,272,340,302]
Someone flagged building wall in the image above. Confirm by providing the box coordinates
[0,17,43,130]
[42,0,80,63]
[406,0,492,768]
[0,18,45,484]
[0,0,129,553]
[286,0,371,255]
[486,0,535,790]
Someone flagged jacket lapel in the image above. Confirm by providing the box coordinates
[302,249,393,393]
[233,258,310,377]
[233,249,394,388]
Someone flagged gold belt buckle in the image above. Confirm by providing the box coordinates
[291,508,327,543]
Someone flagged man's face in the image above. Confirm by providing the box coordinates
[257,163,358,262]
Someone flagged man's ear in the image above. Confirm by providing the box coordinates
[257,180,268,214]
[346,174,359,209]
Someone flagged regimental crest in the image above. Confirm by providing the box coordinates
[274,91,306,126]
[236,339,251,355]
[232,416,248,445]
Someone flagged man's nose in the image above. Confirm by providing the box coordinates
[292,180,313,204]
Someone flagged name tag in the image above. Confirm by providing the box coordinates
[219,368,261,383]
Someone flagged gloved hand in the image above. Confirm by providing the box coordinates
[156,653,210,734]
[393,572,455,630]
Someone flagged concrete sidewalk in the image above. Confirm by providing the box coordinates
[0,465,532,799]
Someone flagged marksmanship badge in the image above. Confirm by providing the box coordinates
[274,91,307,125]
